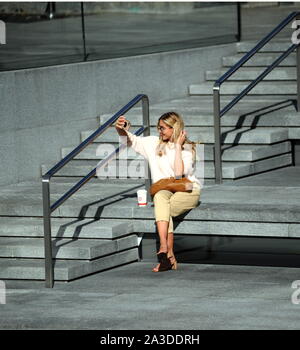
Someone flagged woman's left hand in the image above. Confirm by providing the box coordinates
[176,130,187,146]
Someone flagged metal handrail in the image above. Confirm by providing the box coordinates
[213,11,300,184]
[42,94,150,288]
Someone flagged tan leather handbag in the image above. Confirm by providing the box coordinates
[150,177,193,196]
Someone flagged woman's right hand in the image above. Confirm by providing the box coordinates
[115,116,128,130]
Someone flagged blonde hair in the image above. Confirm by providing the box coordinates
[156,111,199,160]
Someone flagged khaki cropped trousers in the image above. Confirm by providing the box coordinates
[153,187,201,234]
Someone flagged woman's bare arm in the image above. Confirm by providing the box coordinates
[174,130,187,178]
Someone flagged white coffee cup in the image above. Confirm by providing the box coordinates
[137,189,147,207]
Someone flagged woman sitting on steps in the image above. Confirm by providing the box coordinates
[115,111,202,272]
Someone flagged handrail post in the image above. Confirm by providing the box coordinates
[42,177,54,288]
[213,85,222,184]
[142,95,151,202]
[296,45,300,112]
[236,2,242,42]
[297,16,300,112]
[80,2,88,61]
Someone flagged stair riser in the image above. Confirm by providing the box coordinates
[62,141,291,162]
[41,151,292,180]
[39,218,300,240]
[189,83,297,95]
[99,99,296,123]
[0,235,137,259]
[228,153,292,178]
[99,110,299,128]
[65,248,139,281]
[203,153,292,178]
[223,54,296,67]
[3,183,299,222]
[237,42,295,53]
[80,127,290,144]
[139,220,300,238]
[0,218,134,239]
[0,212,299,282]
[1,193,299,231]
[0,248,139,281]
[206,68,296,81]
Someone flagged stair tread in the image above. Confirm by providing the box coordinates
[81,126,290,138]
[206,67,296,81]
[225,52,296,58]
[191,81,297,87]
[0,236,134,248]
[62,141,291,160]
[0,249,139,281]
[0,236,138,259]
[1,177,300,221]
[100,107,299,125]
[223,52,296,67]
[0,217,134,238]
[78,128,290,148]
[43,155,291,170]
[237,41,293,53]
[111,95,297,114]
[189,82,296,95]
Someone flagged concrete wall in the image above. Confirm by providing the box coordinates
[0,2,297,17]
[0,2,233,16]
[0,43,236,186]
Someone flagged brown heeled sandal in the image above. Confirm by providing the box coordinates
[168,256,178,270]
[153,252,172,272]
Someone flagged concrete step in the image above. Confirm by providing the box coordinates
[62,141,291,162]
[103,96,296,123]
[222,53,296,67]
[42,153,292,179]
[0,217,134,239]
[1,209,299,243]
[138,217,300,239]
[2,208,300,238]
[0,184,145,218]
[80,126,289,145]
[208,153,292,179]
[0,248,139,281]
[1,180,300,244]
[237,41,294,53]
[189,81,297,96]
[101,107,299,127]
[150,95,297,107]
[100,98,295,121]
[1,178,300,223]
[48,177,147,186]
[0,235,137,259]
[206,67,296,81]
[4,217,299,263]
[3,213,300,240]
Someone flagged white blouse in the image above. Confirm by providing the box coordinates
[124,131,202,189]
